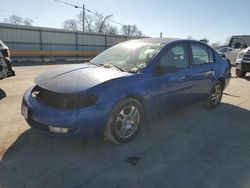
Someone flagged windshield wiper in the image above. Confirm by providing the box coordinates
[129,63,146,73]
[85,61,101,67]
[99,63,126,72]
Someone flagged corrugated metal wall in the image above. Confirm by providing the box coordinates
[0,23,141,60]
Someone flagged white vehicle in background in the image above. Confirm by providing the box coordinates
[235,46,250,77]
[217,35,250,65]
[0,40,15,80]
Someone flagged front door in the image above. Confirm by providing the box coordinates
[152,43,193,110]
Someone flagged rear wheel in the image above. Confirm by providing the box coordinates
[236,69,246,78]
[104,98,144,144]
[206,81,223,108]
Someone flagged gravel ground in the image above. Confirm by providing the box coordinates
[0,64,250,188]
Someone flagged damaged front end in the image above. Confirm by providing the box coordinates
[0,41,15,80]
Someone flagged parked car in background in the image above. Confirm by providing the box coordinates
[217,35,250,65]
[21,38,231,144]
[235,47,250,77]
[0,40,15,79]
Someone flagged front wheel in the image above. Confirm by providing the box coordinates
[206,81,223,108]
[104,98,144,144]
[236,69,246,78]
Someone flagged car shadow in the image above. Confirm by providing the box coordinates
[0,88,6,100]
[0,103,250,188]
[223,92,239,98]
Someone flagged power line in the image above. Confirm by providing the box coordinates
[54,0,125,26]
[54,0,85,31]
[54,0,80,8]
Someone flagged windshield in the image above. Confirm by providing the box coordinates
[90,41,164,72]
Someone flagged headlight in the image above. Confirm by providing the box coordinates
[31,85,98,109]
[49,126,69,134]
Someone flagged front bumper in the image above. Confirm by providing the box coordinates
[0,57,15,79]
[5,57,15,77]
[21,87,114,138]
[236,60,250,72]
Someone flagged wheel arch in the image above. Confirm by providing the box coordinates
[104,93,145,144]
[126,94,145,110]
[107,93,146,123]
[218,77,225,89]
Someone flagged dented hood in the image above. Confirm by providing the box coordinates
[35,64,132,94]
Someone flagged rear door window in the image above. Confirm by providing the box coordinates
[208,48,214,63]
[191,44,210,65]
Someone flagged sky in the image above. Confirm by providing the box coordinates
[1,0,250,44]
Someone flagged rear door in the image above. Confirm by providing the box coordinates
[189,42,215,101]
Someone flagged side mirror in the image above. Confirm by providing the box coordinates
[234,42,241,49]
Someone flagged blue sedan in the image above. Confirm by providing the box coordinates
[21,38,231,144]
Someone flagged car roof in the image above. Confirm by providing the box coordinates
[131,38,181,44]
[127,38,203,46]
[231,35,250,46]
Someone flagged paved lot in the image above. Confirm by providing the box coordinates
[0,64,250,188]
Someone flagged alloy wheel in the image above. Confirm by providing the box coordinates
[114,105,140,139]
[211,84,222,106]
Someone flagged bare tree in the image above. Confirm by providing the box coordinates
[121,25,142,36]
[77,12,94,32]
[23,18,33,26]
[94,13,114,33]
[225,36,231,44]
[84,13,94,32]
[103,23,118,34]
[4,15,23,25]
[210,42,222,49]
[76,11,118,34]
[65,11,142,35]
[62,19,78,31]
[3,15,33,26]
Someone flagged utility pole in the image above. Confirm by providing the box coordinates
[54,0,85,32]
[128,25,131,36]
[82,4,85,32]
[54,0,125,32]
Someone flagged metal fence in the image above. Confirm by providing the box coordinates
[0,23,141,61]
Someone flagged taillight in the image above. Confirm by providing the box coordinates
[1,49,10,57]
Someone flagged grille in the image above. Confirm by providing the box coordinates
[243,50,250,61]
[32,86,98,109]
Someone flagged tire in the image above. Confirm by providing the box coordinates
[104,98,144,144]
[206,81,223,108]
[5,58,15,77]
[236,69,246,78]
